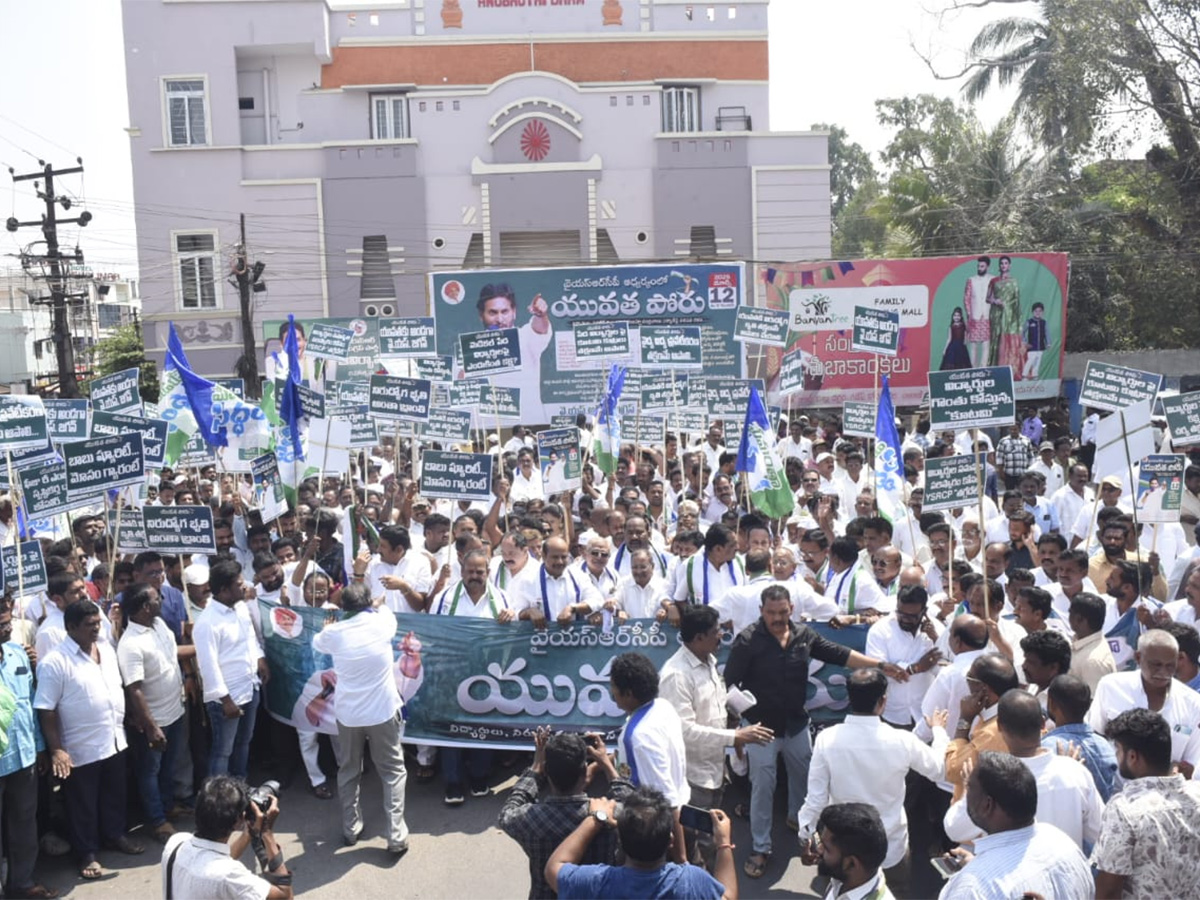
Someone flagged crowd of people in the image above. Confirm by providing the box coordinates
[3,400,1200,899]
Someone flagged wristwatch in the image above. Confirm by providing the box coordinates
[592,809,611,825]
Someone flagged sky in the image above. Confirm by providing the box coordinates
[0,0,1032,277]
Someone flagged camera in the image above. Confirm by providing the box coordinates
[246,780,280,818]
[584,733,603,749]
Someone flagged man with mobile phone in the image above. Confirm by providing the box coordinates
[799,803,894,900]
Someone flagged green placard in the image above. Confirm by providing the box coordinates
[841,401,876,439]
[414,355,454,383]
[1136,454,1185,523]
[459,328,522,377]
[419,451,494,502]
[43,399,90,443]
[481,385,521,421]
[640,374,688,413]
[923,454,982,512]
[620,415,666,447]
[699,378,767,418]
[304,322,355,362]
[448,380,486,409]
[639,326,703,369]
[1078,361,1162,413]
[64,432,145,499]
[1162,392,1200,444]
[2,541,47,595]
[927,366,1016,431]
[333,381,371,407]
[106,507,148,555]
[379,317,438,359]
[368,375,433,422]
[851,306,901,355]
[296,383,325,420]
[419,409,473,444]
[672,408,711,435]
[572,321,630,362]
[0,396,48,452]
[19,463,79,518]
[88,367,141,414]
[142,505,218,555]
[90,410,168,468]
[733,306,790,347]
[536,427,583,492]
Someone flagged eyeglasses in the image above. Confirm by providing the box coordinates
[589,550,610,558]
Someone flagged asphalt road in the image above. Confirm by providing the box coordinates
[28,755,822,899]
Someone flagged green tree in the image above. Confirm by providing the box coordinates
[90,323,160,403]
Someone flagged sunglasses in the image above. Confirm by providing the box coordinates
[589,550,611,559]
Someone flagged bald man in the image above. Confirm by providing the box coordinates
[518,537,603,627]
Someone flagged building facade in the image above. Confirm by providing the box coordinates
[122,0,831,375]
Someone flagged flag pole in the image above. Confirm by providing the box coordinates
[1119,410,1147,590]
[6,450,25,619]
[973,428,990,620]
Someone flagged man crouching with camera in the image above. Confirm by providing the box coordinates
[161,776,293,899]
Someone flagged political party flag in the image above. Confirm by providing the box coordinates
[278,314,306,462]
[592,364,626,475]
[341,503,381,583]
[735,385,794,519]
[874,375,907,525]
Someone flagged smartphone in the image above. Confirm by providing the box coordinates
[930,855,961,879]
[679,804,713,834]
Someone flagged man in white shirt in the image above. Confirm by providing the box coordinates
[698,424,725,476]
[118,584,191,843]
[510,449,545,504]
[658,605,772,864]
[1051,464,1093,546]
[490,531,540,605]
[1088,628,1200,777]
[825,537,890,620]
[1027,441,1064,497]
[193,559,267,780]
[711,549,776,636]
[672,524,743,609]
[36,572,93,661]
[312,582,410,853]
[610,548,670,621]
[865,585,943,728]
[519,537,602,626]
[780,419,812,464]
[577,536,619,600]
[35,600,142,878]
[360,524,432,613]
[610,651,690,863]
[797,669,950,894]
[915,615,990,743]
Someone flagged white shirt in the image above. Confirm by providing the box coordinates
[712,574,776,635]
[865,616,941,727]
[613,574,669,619]
[33,636,127,767]
[1165,598,1199,625]
[577,559,619,598]
[658,646,735,790]
[673,552,743,607]
[827,565,892,615]
[510,468,545,503]
[311,607,401,727]
[915,649,986,746]
[193,601,263,706]
[938,822,1093,900]
[368,553,433,613]
[1089,671,1200,766]
[490,557,539,608]
[797,715,949,868]
[618,698,690,808]
[1051,484,1093,543]
[432,580,511,618]
[161,833,271,900]
[518,564,602,618]
[117,618,185,727]
[782,436,812,464]
[1029,458,1065,496]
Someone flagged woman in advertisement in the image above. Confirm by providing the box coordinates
[987,255,1025,372]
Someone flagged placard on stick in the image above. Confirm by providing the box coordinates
[89,367,142,414]
[927,366,1016,431]
[851,306,900,355]
[841,401,876,439]
[1162,392,1200,444]
[3,541,46,595]
[43,399,90,443]
[0,395,48,452]
[304,322,355,362]
[378,317,437,359]
[536,427,583,492]
[572,321,631,367]
[459,328,522,377]
[64,432,144,499]
[733,306,790,347]
[1135,454,1185,523]
[639,326,703,369]
[1078,361,1161,414]
[90,411,168,468]
[368,375,433,422]
[143,505,218,555]
[923,455,981,512]
[419,409,473,445]
[419,451,494,502]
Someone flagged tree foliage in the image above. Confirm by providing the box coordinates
[91,323,160,403]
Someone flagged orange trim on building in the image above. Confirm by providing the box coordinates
[321,40,768,88]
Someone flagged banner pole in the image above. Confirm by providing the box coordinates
[1119,410,1146,589]
[110,490,126,607]
[669,368,679,477]
[972,428,989,620]
[5,450,25,619]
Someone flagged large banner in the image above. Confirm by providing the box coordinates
[257,601,866,748]
[429,264,747,424]
[758,253,1069,408]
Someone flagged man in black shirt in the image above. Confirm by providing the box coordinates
[723,584,906,880]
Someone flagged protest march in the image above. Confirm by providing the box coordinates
[6,255,1200,900]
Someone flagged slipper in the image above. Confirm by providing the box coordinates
[80,860,104,881]
[9,885,60,899]
[414,764,436,783]
[103,835,144,855]
[743,853,769,879]
[313,782,334,800]
[733,802,749,820]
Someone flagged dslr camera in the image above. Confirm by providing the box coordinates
[246,780,280,819]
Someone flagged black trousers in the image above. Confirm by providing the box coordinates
[61,750,127,861]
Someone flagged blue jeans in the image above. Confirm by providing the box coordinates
[745,723,812,855]
[206,688,260,779]
[441,747,492,786]
[130,714,186,826]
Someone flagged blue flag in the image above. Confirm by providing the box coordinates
[591,364,626,475]
[165,323,225,447]
[735,386,794,518]
[277,314,306,461]
[874,376,906,524]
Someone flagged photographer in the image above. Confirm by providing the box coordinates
[162,775,292,900]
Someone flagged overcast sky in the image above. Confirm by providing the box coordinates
[0,0,1030,276]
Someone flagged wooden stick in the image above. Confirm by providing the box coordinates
[6,450,25,618]
[973,428,990,620]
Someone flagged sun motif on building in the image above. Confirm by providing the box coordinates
[520,120,552,161]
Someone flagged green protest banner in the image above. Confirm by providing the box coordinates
[3,542,46,595]
[106,507,147,555]
[0,396,48,452]
[90,410,168,468]
[379,317,438,359]
[536,427,583,492]
[640,374,689,413]
[571,321,631,365]
[368,375,433,422]
[841,401,876,439]
[297,383,325,420]
[326,405,379,448]
[305,322,355,362]
[419,451,494,502]
[43,399,90,443]
[851,306,901,355]
[698,378,767,418]
[333,381,371,407]
[19,462,83,518]
[414,355,453,384]
[733,306,790,347]
[88,367,142,414]
[620,415,666,447]
[481,385,521,421]
[64,432,144,499]
[448,379,486,409]
[258,605,867,747]
[1162,393,1200,444]
[1079,361,1161,413]
[638,326,703,370]
[927,366,1016,431]
[419,409,473,445]
[1135,454,1185,523]
[549,415,576,428]
[459,328,522,378]
[673,408,710,435]
[143,505,218,555]
[923,454,981,512]
[7,438,58,471]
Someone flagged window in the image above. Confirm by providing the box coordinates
[165,79,208,146]
[662,86,700,133]
[175,233,218,309]
[372,94,409,139]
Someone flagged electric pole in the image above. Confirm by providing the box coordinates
[232,212,266,398]
[6,159,92,398]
